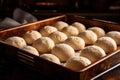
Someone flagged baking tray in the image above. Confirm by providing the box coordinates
[0,15,120,80]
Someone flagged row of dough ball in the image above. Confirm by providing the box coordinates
[4,21,120,72]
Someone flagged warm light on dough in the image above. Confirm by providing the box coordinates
[51,43,75,62]
[5,36,27,49]
[23,30,42,44]
[32,37,55,53]
[65,56,91,71]
[94,37,117,53]
[80,45,106,63]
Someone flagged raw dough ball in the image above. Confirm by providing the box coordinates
[78,30,97,45]
[32,37,55,53]
[65,56,91,71]
[94,37,117,53]
[61,25,79,37]
[52,21,68,30]
[48,31,68,44]
[40,54,60,64]
[51,43,75,62]
[39,25,57,36]
[105,31,120,45]
[5,36,26,49]
[65,36,85,50]
[71,22,86,32]
[88,27,105,38]
[22,45,39,56]
[80,45,106,63]
[23,30,42,44]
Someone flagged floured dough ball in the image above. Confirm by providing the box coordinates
[80,45,106,63]
[71,22,86,32]
[40,54,60,64]
[61,26,79,37]
[22,45,39,56]
[78,30,97,45]
[23,30,42,44]
[65,36,85,50]
[105,31,120,45]
[65,56,91,71]
[39,25,57,36]
[48,31,67,44]
[51,43,75,62]
[32,37,55,53]
[52,21,68,30]
[94,37,117,53]
[5,36,27,49]
[88,27,105,38]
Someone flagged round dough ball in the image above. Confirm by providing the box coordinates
[88,27,105,38]
[61,26,79,37]
[80,45,106,63]
[51,43,75,62]
[65,36,85,50]
[48,31,68,44]
[78,30,97,45]
[65,56,91,71]
[5,36,27,49]
[23,30,42,44]
[71,22,86,32]
[105,31,120,45]
[52,21,68,30]
[39,25,57,36]
[94,37,117,53]
[32,37,55,53]
[22,45,39,56]
[40,54,60,64]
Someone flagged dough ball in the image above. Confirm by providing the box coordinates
[88,27,105,38]
[94,37,117,53]
[48,31,68,44]
[52,21,68,30]
[65,56,91,71]
[80,45,106,63]
[23,30,42,44]
[51,43,75,62]
[78,30,97,45]
[65,36,85,50]
[40,54,60,64]
[32,37,55,53]
[39,25,57,36]
[5,36,27,49]
[71,22,86,32]
[61,26,79,37]
[105,31,120,45]
[22,45,39,56]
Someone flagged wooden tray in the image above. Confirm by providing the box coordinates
[0,15,120,80]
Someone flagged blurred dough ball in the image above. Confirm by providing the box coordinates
[5,36,27,49]
[78,30,97,45]
[80,45,106,63]
[40,54,60,64]
[71,22,86,32]
[32,37,55,53]
[22,45,39,56]
[61,26,79,37]
[65,56,91,71]
[94,37,117,53]
[88,27,105,38]
[65,36,85,50]
[23,30,42,44]
[48,31,68,44]
[39,25,57,36]
[51,43,75,62]
[52,21,68,30]
[105,31,120,45]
